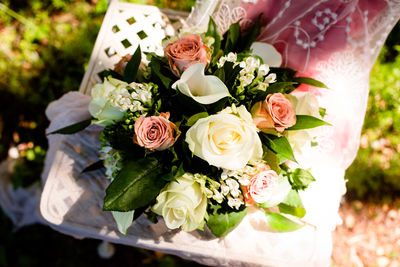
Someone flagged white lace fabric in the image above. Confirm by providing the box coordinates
[203,0,400,169]
[1,1,399,266]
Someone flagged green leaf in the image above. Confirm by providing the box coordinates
[266,82,298,94]
[278,190,306,218]
[172,91,207,117]
[103,158,167,211]
[287,115,330,131]
[265,212,304,232]
[224,63,242,89]
[205,96,229,114]
[224,22,240,53]
[207,207,247,237]
[47,119,91,135]
[144,209,158,224]
[112,210,134,235]
[160,172,178,183]
[214,67,225,82]
[262,146,280,173]
[81,160,104,173]
[278,203,305,218]
[241,14,261,51]
[261,134,296,162]
[293,77,328,88]
[171,163,185,178]
[186,112,209,126]
[98,69,124,80]
[206,17,221,58]
[124,46,141,83]
[319,107,326,118]
[290,168,315,190]
[132,205,148,221]
[281,189,304,207]
[229,23,240,47]
[149,56,173,89]
[269,67,297,82]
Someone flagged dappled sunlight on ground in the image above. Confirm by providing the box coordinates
[332,200,400,267]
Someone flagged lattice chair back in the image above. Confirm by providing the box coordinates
[78,1,187,95]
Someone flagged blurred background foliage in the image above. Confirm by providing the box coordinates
[0,0,398,266]
[345,23,400,202]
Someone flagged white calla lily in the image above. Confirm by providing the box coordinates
[172,63,230,105]
[250,42,282,67]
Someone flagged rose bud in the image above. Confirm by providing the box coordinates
[133,112,180,151]
[251,93,296,132]
[165,34,211,77]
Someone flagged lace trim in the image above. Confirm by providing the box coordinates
[212,2,247,34]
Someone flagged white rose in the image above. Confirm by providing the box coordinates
[88,77,128,126]
[152,173,207,232]
[185,109,263,170]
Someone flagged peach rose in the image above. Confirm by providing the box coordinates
[251,93,296,132]
[165,34,210,77]
[133,112,180,151]
[246,168,278,205]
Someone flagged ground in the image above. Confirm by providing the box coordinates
[332,200,400,267]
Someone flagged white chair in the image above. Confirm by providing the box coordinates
[39,1,400,266]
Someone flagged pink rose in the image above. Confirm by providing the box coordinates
[133,112,180,151]
[246,168,279,205]
[165,34,210,77]
[251,93,296,132]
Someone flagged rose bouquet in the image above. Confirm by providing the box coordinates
[52,16,329,237]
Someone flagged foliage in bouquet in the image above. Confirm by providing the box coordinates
[55,16,329,237]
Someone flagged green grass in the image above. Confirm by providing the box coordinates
[345,34,400,201]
